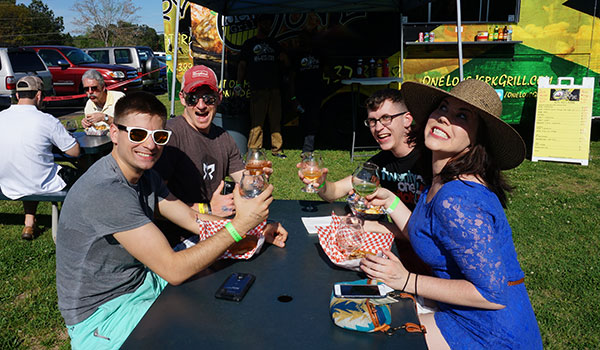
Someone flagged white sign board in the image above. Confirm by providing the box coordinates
[532,77,594,166]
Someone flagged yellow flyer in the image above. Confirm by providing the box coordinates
[532,77,594,165]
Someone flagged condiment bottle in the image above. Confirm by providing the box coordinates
[369,58,376,78]
[493,25,499,41]
[382,58,389,77]
[507,25,513,41]
[356,58,363,78]
[376,59,383,77]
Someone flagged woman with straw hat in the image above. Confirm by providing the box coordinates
[359,79,542,349]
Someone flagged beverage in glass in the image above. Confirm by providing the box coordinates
[335,215,364,259]
[245,148,269,175]
[239,170,268,198]
[351,162,380,210]
[300,151,323,193]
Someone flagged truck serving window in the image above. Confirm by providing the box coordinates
[403,0,520,24]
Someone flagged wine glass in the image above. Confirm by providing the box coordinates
[65,120,78,133]
[245,148,269,175]
[335,215,364,259]
[300,151,323,193]
[239,169,268,198]
[351,162,380,211]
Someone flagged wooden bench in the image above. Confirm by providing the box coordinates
[0,190,68,242]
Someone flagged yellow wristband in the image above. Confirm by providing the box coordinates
[198,203,205,214]
[225,222,244,242]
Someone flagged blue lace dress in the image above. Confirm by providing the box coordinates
[407,180,542,349]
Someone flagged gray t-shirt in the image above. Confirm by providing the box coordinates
[56,154,169,325]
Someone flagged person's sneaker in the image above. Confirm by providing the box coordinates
[272,153,287,159]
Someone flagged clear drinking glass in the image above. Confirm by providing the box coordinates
[351,162,380,210]
[239,169,268,198]
[335,215,364,259]
[300,151,323,193]
[245,148,269,175]
[65,120,78,133]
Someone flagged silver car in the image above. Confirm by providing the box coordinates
[83,46,165,91]
[0,47,54,110]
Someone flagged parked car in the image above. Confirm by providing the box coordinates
[25,45,142,96]
[84,46,165,91]
[0,47,54,110]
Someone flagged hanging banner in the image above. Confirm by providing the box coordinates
[532,77,594,165]
[162,0,222,98]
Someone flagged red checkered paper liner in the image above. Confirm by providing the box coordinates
[197,219,267,259]
[317,212,394,271]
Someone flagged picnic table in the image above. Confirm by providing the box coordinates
[122,200,427,349]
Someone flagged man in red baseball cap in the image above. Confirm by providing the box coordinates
[154,65,272,246]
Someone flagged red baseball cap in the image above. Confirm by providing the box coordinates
[181,65,219,93]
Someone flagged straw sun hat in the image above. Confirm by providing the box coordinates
[402,79,526,170]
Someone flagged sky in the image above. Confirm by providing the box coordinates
[16,0,165,34]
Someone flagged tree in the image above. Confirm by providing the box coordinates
[0,0,67,46]
[72,0,140,46]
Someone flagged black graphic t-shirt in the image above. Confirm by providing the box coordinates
[368,149,428,211]
[240,36,282,90]
[153,116,245,204]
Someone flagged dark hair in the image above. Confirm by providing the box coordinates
[365,88,405,112]
[114,91,167,125]
[408,113,513,207]
[17,91,38,100]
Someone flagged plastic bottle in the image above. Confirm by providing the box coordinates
[507,25,513,41]
[498,26,504,41]
[376,59,383,77]
[488,25,494,41]
[493,25,499,41]
[503,26,508,41]
[356,58,363,78]
[369,58,376,78]
[383,58,390,77]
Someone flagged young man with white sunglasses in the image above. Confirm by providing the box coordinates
[56,92,287,349]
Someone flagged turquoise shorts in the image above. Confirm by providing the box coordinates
[67,270,168,350]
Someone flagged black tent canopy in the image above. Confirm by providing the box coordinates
[168,0,465,114]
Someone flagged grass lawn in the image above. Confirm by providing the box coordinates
[3,100,600,348]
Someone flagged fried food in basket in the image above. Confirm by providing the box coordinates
[228,235,259,255]
[347,249,375,260]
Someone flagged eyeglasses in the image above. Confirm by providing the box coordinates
[84,86,100,92]
[115,124,172,145]
[184,93,217,106]
[364,111,409,127]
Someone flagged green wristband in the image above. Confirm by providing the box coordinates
[225,222,244,242]
[318,181,326,189]
[385,196,400,214]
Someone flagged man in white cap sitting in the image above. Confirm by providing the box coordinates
[0,75,80,239]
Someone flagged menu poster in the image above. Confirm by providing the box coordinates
[532,77,594,166]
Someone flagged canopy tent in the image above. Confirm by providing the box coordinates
[168,0,465,114]
[186,0,408,15]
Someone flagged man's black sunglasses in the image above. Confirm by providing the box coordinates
[184,93,218,106]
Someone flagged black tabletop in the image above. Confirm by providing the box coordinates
[122,200,427,350]
[73,131,112,154]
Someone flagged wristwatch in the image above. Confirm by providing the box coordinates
[103,114,109,122]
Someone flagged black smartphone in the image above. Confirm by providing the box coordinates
[215,272,255,301]
[221,180,235,195]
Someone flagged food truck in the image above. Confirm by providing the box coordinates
[162,0,599,149]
